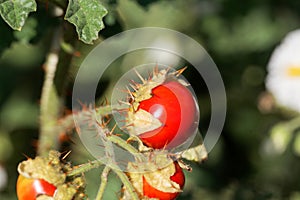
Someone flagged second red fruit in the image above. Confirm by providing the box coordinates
[142,161,185,200]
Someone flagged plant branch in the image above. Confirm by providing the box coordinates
[58,105,112,133]
[107,134,143,162]
[67,160,104,177]
[111,165,139,200]
[38,27,62,157]
[95,166,111,200]
[68,161,139,199]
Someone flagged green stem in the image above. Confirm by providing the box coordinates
[67,160,103,177]
[58,105,112,133]
[95,166,111,200]
[107,134,143,162]
[38,27,62,157]
[68,161,139,199]
[57,104,144,161]
[111,165,139,200]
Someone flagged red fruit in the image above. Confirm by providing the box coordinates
[143,162,185,200]
[137,80,199,149]
[16,175,56,200]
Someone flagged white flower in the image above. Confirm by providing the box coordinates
[266,29,300,113]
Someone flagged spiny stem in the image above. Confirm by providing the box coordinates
[95,166,111,200]
[58,104,144,161]
[58,105,113,133]
[111,165,139,200]
[67,160,103,177]
[107,134,143,162]
[68,161,139,199]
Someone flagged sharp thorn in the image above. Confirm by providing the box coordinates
[134,69,146,84]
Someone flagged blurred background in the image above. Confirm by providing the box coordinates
[1,0,300,199]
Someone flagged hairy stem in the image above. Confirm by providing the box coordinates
[95,166,111,200]
[67,160,104,177]
[58,105,112,133]
[68,161,139,199]
[111,164,139,200]
[107,134,143,162]
[38,27,62,157]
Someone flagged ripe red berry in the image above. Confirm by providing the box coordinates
[16,175,57,200]
[142,161,185,200]
[133,79,199,149]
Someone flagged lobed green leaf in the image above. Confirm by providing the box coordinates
[65,0,108,44]
[0,0,36,31]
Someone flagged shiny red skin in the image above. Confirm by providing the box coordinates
[143,162,185,200]
[16,175,56,200]
[138,81,198,149]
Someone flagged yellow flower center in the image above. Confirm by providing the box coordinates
[287,66,300,77]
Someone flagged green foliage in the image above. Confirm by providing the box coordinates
[13,17,37,43]
[1,0,300,199]
[65,0,108,44]
[201,8,297,55]
[0,0,36,31]
[117,0,194,30]
[0,0,108,44]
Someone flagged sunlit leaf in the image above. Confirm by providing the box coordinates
[0,0,36,31]
[65,0,108,44]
